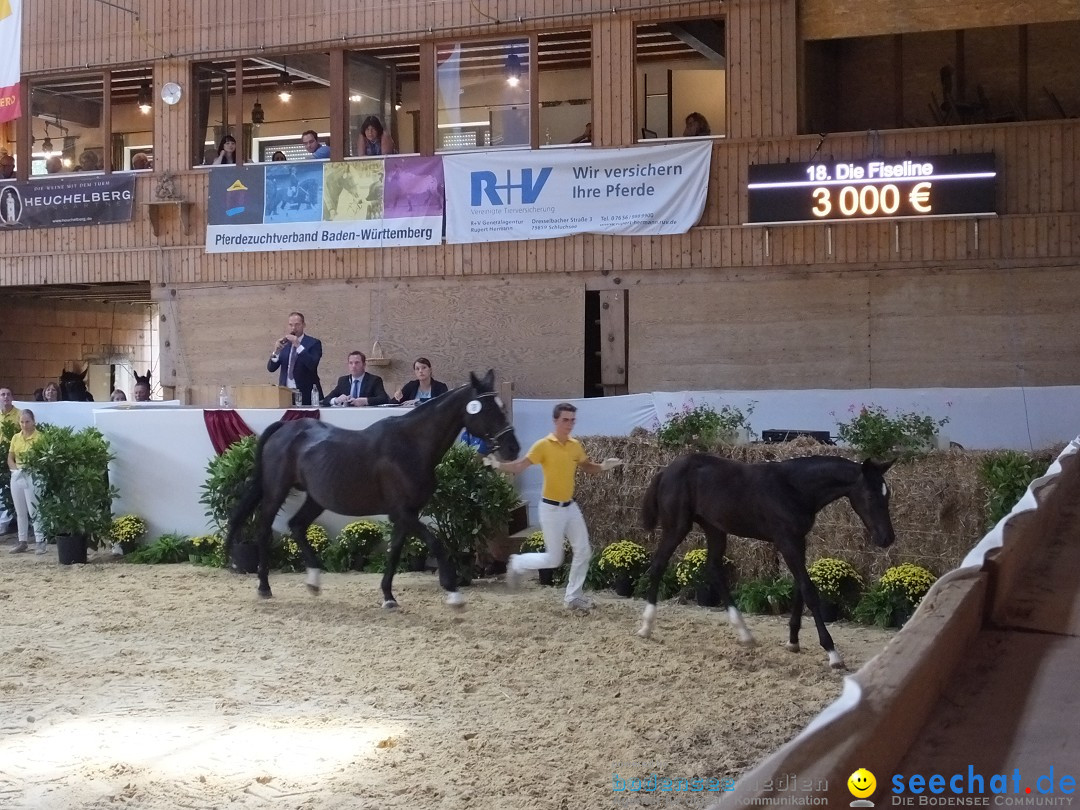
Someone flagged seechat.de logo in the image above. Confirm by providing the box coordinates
[849,768,877,807]
[470,167,552,206]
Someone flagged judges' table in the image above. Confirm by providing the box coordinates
[94,406,406,541]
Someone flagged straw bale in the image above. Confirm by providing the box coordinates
[573,434,1059,581]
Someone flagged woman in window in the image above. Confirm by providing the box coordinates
[356,116,396,157]
[683,112,711,137]
[213,135,238,165]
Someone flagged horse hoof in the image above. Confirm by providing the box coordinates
[446,591,465,610]
[636,626,652,638]
[785,642,801,653]
[258,589,272,600]
[827,651,846,670]
[306,584,321,596]
[382,600,399,610]
[737,635,757,648]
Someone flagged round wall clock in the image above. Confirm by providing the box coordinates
[160,82,183,105]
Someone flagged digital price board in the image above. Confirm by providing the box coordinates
[746,153,996,224]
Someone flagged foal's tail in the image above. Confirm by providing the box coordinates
[224,421,287,563]
[641,470,665,532]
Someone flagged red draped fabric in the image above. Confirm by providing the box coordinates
[203,409,320,455]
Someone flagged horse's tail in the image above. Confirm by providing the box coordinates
[224,421,286,562]
[641,469,665,532]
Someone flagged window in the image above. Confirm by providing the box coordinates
[347,47,417,157]
[29,74,105,175]
[538,31,592,147]
[193,55,331,166]
[635,19,726,140]
[437,37,531,151]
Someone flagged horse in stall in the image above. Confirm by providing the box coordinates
[639,453,896,669]
[59,368,95,401]
[225,370,520,607]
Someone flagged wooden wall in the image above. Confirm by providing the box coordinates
[0,299,155,399]
[4,0,1079,397]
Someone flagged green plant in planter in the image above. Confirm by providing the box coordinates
[190,533,225,567]
[0,418,18,515]
[807,557,864,615]
[835,404,948,459]
[674,547,737,605]
[199,435,258,543]
[127,532,193,564]
[598,540,649,594]
[855,563,936,627]
[656,401,756,451]
[423,443,519,584]
[109,514,148,554]
[734,576,795,614]
[280,524,331,571]
[324,520,387,572]
[980,451,1045,527]
[20,425,117,547]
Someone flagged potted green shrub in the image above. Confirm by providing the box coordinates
[656,401,756,451]
[598,540,649,597]
[807,557,864,622]
[855,563,936,627]
[835,404,948,459]
[423,442,519,585]
[20,425,118,565]
[199,435,259,573]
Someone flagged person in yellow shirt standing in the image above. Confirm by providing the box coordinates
[8,409,46,555]
[486,402,622,611]
[0,387,18,427]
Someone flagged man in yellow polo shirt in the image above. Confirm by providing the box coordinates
[0,387,18,427]
[486,402,622,610]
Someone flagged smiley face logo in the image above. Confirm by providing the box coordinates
[848,768,876,799]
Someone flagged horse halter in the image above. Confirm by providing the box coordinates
[468,390,514,450]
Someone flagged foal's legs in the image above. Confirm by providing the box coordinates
[637,522,689,638]
[776,538,843,669]
[287,496,326,594]
[702,524,754,647]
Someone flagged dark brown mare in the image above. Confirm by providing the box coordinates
[225,370,520,607]
[639,453,896,669]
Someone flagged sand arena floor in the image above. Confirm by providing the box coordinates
[0,548,894,810]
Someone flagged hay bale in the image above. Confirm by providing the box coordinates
[573,435,1059,581]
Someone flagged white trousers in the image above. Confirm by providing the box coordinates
[10,469,43,544]
[513,501,591,603]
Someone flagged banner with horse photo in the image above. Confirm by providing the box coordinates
[0,173,135,230]
[442,141,713,244]
[204,155,445,253]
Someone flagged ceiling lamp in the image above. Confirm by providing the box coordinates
[394,84,402,111]
[41,123,54,154]
[505,50,523,87]
[278,58,293,102]
[251,98,265,125]
[137,81,152,114]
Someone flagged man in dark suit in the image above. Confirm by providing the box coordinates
[320,350,389,407]
[267,311,323,405]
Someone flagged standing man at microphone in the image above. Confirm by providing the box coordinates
[267,311,323,405]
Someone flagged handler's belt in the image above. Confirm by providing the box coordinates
[541,498,574,507]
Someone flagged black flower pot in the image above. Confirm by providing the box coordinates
[890,607,913,628]
[231,542,259,574]
[56,535,88,566]
[538,568,556,587]
[818,599,840,623]
[614,572,634,598]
